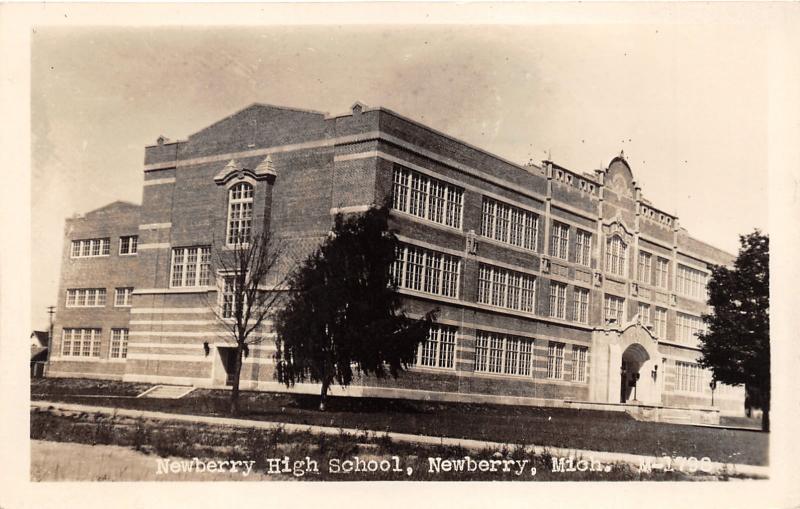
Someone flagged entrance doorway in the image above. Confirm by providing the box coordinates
[216,347,238,386]
[620,344,649,403]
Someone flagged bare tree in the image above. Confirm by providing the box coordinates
[207,230,286,416]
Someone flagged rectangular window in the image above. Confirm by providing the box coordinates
[114,287,134,307]
[676,361,706,393]
[65,288,106,308]
[60,328,101,357]
[480,197,539,251]
[571,346,588,382]
[549,281,567,319]
[573,287,590,324]
[550,222,569,260]
[170,246,212,287]
[119,235,138,255]
[109,328,129,359]
[655,257,670,289]
[676,264,708,300]
[575,230,592,267]
[70,238,110,258]
[547,341,565,379]
[604,294,625,324]
[474,331,534,376]
[654,307,668,338]
[638,251,652,284]
[676,312,706,344]
[414,325,457,369]
[477,263,536,313]
[221,276,241,319]
[392,166,463,229]
[605,236,627,277]
[390,244,461,298]
[638,302,652,326]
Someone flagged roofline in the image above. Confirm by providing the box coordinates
[147,103,329,148]
[329,104,544,174]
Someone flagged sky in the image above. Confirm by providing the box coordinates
[30,23,769,330]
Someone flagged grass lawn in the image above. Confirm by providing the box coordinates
[31,378,768,466]
[31,408,746,481]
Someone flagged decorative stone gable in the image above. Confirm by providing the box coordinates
[213,155,277,185]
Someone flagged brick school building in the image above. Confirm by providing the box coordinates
[47,102,745,423]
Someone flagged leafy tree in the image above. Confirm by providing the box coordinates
[274,204,437,410]
[209,230,285,416]
[698,230,770,431]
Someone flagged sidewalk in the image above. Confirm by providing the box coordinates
[31,400,769,478]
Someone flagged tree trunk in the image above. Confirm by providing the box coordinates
[319,379,330,412]
[762,408,769,432]
[230,344,244,416]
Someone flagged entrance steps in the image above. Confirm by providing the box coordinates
[137,385,195,399]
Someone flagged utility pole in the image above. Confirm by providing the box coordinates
[46,306,56,366]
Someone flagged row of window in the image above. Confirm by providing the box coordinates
[392,167,464,229]
[676,264,709,300]
[65,287,133,308]
[391,172,712,298]
[60,327,129,359]
[71,236,139,258]
[415,326,589,381]
[477,264,537,313]
[675,361,707,393]
[676,312,707,345]
[395,244,702,336]
[481,198,539,251]
[390,244,460,298]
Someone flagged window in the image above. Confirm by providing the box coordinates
[480,197,539,250]
[676,264,708,300]
[70,238,110,258]
[391,244,461,298]
[604,294,625,324]
[475,331,533,376]
[60,328,101,357]
[109,328,129,359]
[676,312,706,344]
[575,230,592,266]
[676,361,705,393]
[547,342,565,379]
[221,276,243,319]
[654,307,668,338]
[571,346,588,382]
[605,236,627,277]
[119,235,138,255]
[226,182,254,245]
[114,287,133,307]
[550,222,569,260]
[392,166,463,229]
[170,246,212,287]
[638,302,652,326]
[655,257,670,289]
[573,287,590,323]
[549,281,567,319]
[637,251,652,284]
[477,264,536,313]
[414,325,457,369]
[65,288,106,308]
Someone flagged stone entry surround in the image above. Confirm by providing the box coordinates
[591,322,664,406]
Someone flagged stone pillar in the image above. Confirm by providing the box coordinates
[607,343,622,403]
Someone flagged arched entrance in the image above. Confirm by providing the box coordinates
[620,343,649,403]
[589,323,663,406]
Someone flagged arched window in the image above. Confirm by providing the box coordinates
[605,236,627,277]
[226,182,253,245]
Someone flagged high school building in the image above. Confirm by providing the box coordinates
[48,102,745,423]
